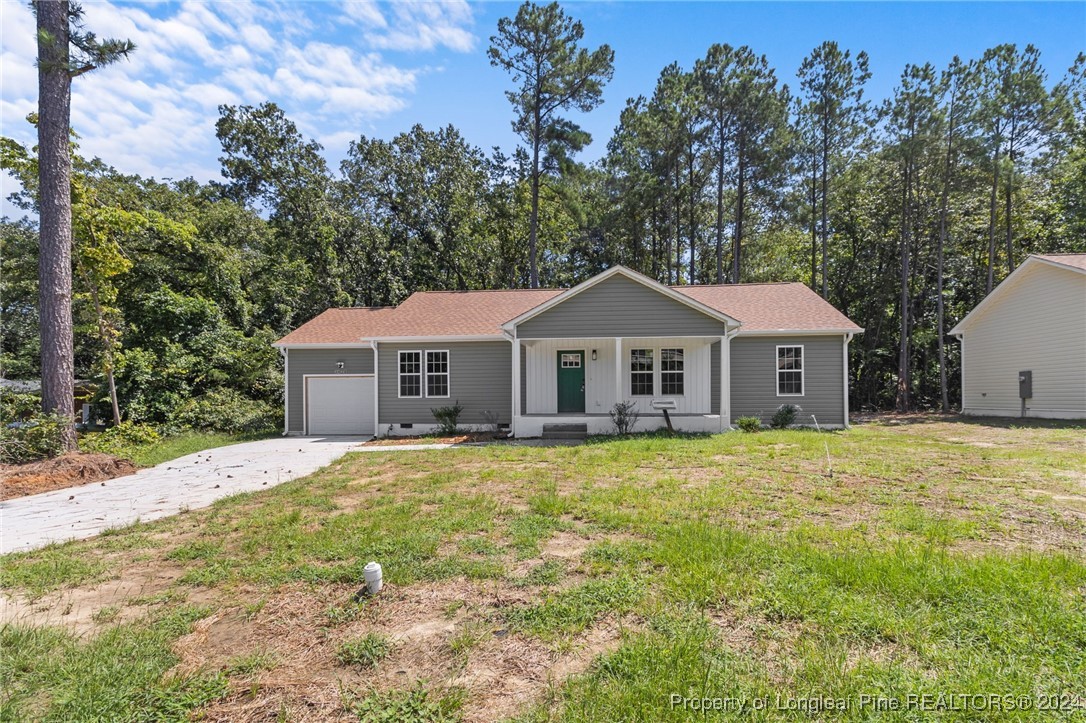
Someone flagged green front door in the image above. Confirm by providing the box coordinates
[557,351,585,413]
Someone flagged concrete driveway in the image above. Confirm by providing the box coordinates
[0,436,369,554]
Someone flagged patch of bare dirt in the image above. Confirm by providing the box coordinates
[181,578,629,723]
[363,432,507,446]
[0,452,138,500]
[0,561,188,636]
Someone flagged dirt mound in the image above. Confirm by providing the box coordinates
[0,452,138,500]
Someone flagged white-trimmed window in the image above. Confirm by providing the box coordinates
[426,350,450,398]
[560,353,581,368]
[399,351,422,397]
[630,349,654,396]
[661,348,684,395]
[776,345,804,396]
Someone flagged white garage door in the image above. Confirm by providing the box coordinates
[305,376,374,435]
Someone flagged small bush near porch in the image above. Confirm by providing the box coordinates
[1,416,1083,721]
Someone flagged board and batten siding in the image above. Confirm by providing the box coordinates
[378,341,512,426]
[730,335,845,426]
[960,262,1086,418]
[286,347,374,433]
[517,274,727,338]
[522,337,715,415]
[710,341,721,415]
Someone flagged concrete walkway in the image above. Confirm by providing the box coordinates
[0,436,380,554]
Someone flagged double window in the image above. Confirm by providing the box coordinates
[776,346,803,396]
[630,347,684,396]
[399,350,449,398]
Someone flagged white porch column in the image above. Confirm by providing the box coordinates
[614,337,623,406]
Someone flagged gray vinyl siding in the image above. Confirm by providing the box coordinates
[710,341,720,415]
[287,347,374,433]
[730,335,845,426]
[379,341,512,426]
[517,274,727,338]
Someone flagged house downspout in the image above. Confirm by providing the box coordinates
[842,333,854,429]
[279,347,289,435]
[953,332,965,414]
[370,340,379,438]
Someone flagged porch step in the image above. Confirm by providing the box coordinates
[542,423,588,440]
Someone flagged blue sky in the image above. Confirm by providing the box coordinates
[1,1,1083,198]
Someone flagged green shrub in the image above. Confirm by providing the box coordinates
[172,388,279,434]
[0,411,70,464]
[770,404,798,429]
[81,422,160,458]
[736,416,761,433]
[430,401,463,434]
[609,400,640,435]
[0,391,41,423]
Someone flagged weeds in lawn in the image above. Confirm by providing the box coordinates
[336,633,392,669]
[343,684,463,723]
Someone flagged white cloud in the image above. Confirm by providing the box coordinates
[341,0,475,52]
[0,0,474,192]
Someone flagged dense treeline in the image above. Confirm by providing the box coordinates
[3,11,1084,423]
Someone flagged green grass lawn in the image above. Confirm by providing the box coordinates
[2,417,1084,721]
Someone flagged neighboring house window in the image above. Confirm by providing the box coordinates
[661,348,684,395]
[399,351,422,398]
[777,345,804,396]
[631,349,654,396]
[426,350,450,398]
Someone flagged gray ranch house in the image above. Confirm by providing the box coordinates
[274,266,863,437]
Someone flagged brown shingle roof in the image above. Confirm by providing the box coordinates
[275,275,860,345]
[674,282,862,332]
[275,289,561,345]
[1032,253,1086,272]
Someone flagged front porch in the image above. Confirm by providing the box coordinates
[512,335,730,437]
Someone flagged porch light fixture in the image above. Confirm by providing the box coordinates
[591,349,597,361]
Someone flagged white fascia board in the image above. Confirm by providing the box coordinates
[501,266,742,331]
[735,328,864,337]
[276,335,502,348]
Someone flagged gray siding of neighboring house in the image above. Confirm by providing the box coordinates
[730,335,846,426]
[711,341,720,415]
[286,347,374,433]
[378,341,512,426]
[517,274,727,338]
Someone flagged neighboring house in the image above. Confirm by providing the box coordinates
[950,253,1086,420]
[0,378,98,418]
[273,266,863,437]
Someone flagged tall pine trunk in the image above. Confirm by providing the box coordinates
[985,139,1000,293]
[37,0,78,450]
[810,148,818,291]
[733,137,746,284]
[715,122,725,284]
[687,144,696,285]
[1004,155,1015,275]
[528,104,542,289]
[896,147,912,412]
[820,130,829,298]
[935,90,957,414]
